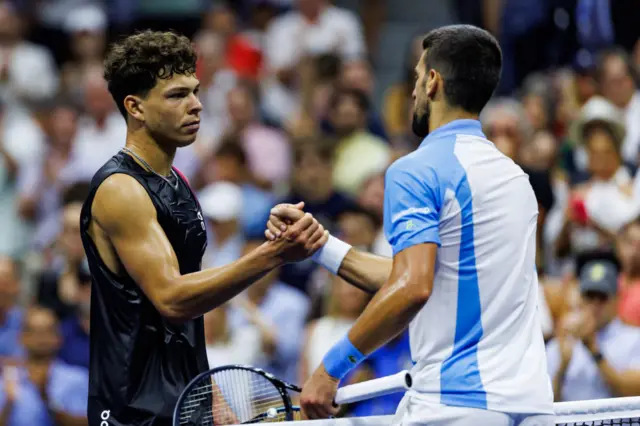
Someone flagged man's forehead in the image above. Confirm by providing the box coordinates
[157,73,199,90]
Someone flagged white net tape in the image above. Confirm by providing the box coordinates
[239,397,640,425]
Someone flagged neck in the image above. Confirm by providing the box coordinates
[429,104,478,134]
[125,131,176,177]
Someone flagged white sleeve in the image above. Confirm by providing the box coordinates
[265,17,299,70]
[336,11,366,61]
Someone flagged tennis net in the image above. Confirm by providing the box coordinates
[260,397,640,425]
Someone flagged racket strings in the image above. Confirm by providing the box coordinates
[177,368,291,425]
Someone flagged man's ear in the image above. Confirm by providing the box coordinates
[426,69,440,101]
[124,95,145,122]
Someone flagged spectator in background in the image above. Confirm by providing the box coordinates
[382,34,424,139]
[225,84,291,190]
[335,205,380,251]
[36,185,89,319]
[0,307,89,425]
[197,140,274,238]
[480,97,533,162]
[66,65,126,182]
[203,303,263,368]
[59,4,107,105]
[17,102,79,250]
[555,97,637,260]
[328,88,390,197]
[0,255,23,360]
[58,258,90,370]
[0,1,58,108]
[328,59,387,141]
[547,260,640,401]
[199,181,245,269]
[594,48,640,166]
[357,172,391,257]
[279,140,356,292]
[299,274,370,384]
[616,217,640,327]
[229,239,310,384]
[262,0,366,124]
[193,31,237,151]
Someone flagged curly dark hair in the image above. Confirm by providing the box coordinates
[104,30,197,119]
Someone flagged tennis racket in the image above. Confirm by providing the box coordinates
[173,365,412,425]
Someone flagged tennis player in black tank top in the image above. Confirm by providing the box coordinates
[80,31,328,426]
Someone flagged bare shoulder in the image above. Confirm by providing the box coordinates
[92,173,156,234]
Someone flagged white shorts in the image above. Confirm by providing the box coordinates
[392,395,555,426]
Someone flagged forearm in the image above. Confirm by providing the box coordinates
[585,341,639,397]
[348,278,426,356]
[553,366,568,402]
[166,243,281,321]
[337,249,392,294]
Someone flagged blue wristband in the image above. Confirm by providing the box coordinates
[322,335,365,380]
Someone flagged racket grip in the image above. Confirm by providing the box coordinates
[334,370,412,405]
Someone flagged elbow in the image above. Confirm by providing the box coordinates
[155,289,194,324]
[157,303,192,324]
[406,281,432,306]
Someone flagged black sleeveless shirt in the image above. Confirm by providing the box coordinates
[80,151,209,426]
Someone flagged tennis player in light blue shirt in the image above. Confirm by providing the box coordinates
[267,24,555,425]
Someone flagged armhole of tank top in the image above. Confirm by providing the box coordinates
[82,169,149,284]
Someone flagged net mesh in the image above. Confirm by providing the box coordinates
[177,368,299,425]
[556,420,640,425]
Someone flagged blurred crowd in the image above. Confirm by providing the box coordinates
[1,0,640,424]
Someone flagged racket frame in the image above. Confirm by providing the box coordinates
[173,364,302,426]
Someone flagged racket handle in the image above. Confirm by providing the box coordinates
[334,370,412,405]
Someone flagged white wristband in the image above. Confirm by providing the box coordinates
[312,235,352,274]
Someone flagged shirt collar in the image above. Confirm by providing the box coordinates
[419,119,485,148]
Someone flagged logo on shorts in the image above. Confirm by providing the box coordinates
[348,356,357,364]
[100,410,110,426]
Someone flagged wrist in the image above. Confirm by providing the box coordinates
[322,334,366,380]
[256,243,284,269]
[312,235,352,274]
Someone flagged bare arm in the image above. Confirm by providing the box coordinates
[585,340,640,397]
[345,244,435,354]
[93,174,325,323]
[266,205,392,293]
[336,249,391,293]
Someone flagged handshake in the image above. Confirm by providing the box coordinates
[263,202,330,264]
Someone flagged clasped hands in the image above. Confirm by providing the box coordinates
[264,202,342,419]
[265,202,329,263]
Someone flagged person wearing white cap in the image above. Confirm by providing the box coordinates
[60,4,108,103]
[199,181,246,269]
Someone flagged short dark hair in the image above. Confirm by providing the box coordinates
[338,204,382,230]
[421,25,502,114]
[214,138,247,166]
[594,46,638,85]
[104,30,197,119]
[293,138,336,165]
[329,88,371,114]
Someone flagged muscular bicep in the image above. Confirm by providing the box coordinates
[92,174,181,316]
